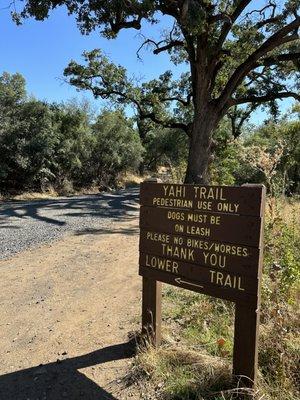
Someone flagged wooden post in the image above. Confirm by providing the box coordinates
[142,277,162,347]
[141,177,162,347]
[233,303,260,387]
[233,184,266,387]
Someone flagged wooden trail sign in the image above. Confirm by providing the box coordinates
[139,181,266,387]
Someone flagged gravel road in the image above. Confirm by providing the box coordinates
[0,188,139,260]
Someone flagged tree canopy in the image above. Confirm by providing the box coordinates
[12,1,300,183]
[0,72,143,193]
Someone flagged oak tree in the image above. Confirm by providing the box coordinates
[13,1,300,183]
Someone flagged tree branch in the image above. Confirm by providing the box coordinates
[153,40,184,55]
[256,52,300,67]
[160,94,192,107]
[80,79,190,134]
[137,37,184,57]
[139,111,190,134]
[230,91,300,106]
[217,0,252,48]
[219,17,300,109]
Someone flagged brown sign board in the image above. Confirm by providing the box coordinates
[140,264,259,306]
[140,254,259,295]
[139,181,266,387]
[140,182,265,216]
[140,230,260,277]
[140,206,262,247]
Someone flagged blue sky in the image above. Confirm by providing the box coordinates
[1,6,183,105]
[0,3,294,122]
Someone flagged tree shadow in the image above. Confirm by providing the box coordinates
[76,226,140,236]
[0,340,136,400]
[0,188,140,229]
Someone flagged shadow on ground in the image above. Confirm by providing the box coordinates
[0,188,140,230]
[76,226,140,236]
[0,340,136,400]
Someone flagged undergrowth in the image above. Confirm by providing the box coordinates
[132,198,300,400]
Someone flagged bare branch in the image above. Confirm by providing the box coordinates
[136,33,184,59]
[160,94,192,107]
[244,1,277,20]
[153,40,184,55]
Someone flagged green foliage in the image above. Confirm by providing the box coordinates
[143,128,188,171]
[208,116,300,195]
[258,200,300,397]
[0,97,56,191]
[0,72,143,194]
[0,71,26,109]
[210,120,242,186]
[80,110,143,187]
[49,100,94,188]
[263,200,300,299]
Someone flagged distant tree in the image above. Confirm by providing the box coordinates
[50,100,93,188]
[0,72,26,134]
[0,71,26,109]
[14,1,300,183]
[0,98,56,191]
[143,127,188,171]
[0,72,144,193]
[80,110,143,188]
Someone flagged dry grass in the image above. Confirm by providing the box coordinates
[0,173,148,202]
[130,341,269,400]
[140,346,232,397]
[118,172,150,187]
[0,187,59,201]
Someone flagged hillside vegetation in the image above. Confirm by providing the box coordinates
[0,72,299,198]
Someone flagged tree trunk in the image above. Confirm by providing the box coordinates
[184,108,219,184]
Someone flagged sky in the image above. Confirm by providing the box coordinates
[0,2,294,122]
[1,5,183,105]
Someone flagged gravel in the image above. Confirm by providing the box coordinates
[0,188,139,260]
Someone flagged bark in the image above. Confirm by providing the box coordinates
[184,107,219,184]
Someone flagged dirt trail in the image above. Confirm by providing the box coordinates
[0,218,142,400]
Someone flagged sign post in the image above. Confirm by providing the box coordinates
[139,180,266,387]
[142,277,162,347]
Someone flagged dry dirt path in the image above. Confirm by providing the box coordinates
[0,213,143,399]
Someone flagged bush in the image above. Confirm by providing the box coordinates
[78,110,143,188]
[0,72,144,194]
